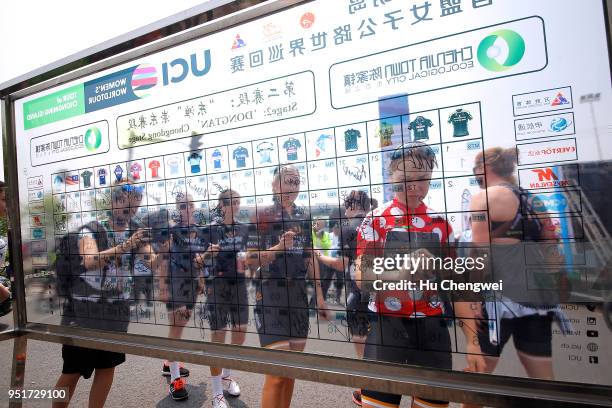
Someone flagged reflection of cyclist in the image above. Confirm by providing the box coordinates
[466,148,561,408]
[355,143,485,408]
[202,189,249,408]
[54,183,149,408]
[161,195,204,400]
[245,165,330,408]
[315,189,371,406]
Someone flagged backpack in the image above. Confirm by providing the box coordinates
[488,184,569,306]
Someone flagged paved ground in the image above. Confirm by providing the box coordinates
[0,337,427,408]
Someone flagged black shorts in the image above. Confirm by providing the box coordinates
[167,276,199,305]
[133,276,153,300]
[61,299,130,332]
[165,302,195,311]
[361,315,452,407]
[62,345,125,379]
[205,277,249,330]
[478,313,553,357]
[255,278,311,347]
[346,288,371,338]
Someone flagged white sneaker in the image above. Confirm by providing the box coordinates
[222,376,241,397]
[212,394,228,408]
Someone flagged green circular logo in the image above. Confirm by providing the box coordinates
[84,127,102,151]
[477,29,525,72]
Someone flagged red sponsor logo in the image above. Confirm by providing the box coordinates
[533,168,558,182]
[300,12,315,29]
[528,168,570,189]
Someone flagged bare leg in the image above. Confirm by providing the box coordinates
[261,374,288,408]
[230,325,247,346]
[461,357,499,408]
[282,340,306,408]
[517,351,554,380]
[209,330,226,377]
[52,373,80,408]
[88,367,115,408]
[167,307,191,371]
[353,338,366,359]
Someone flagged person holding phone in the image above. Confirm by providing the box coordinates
[354,143,485,408]
[201,189,250,408]
[245,164,330,408]
[314,189,372,406]
[160,194,206,400]
[53,183,149,408]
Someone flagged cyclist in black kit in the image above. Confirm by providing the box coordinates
[246,164,330,408]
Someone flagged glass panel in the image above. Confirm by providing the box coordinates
[10,0,612,395]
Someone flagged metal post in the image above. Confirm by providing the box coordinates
[8,335,27,408]
[2,97,27,332]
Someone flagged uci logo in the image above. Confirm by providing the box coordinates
[161,50,212,86]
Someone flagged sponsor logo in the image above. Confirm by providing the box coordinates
[531,193,568,213]
[130,64,158,98]
[383,296,402,311]
[84,127,102,151]
[525,167,572,189]
[27,176,44,189]
[161,50,212,86]
[231,34,246,50]
[550,116,572,132]
[477,29,525,72]
[262,22,282,42]
[300,12,315,29]
[551,92,570,106]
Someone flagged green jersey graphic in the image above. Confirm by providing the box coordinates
[408,116,434,141]
[344,129,361,152]
[448,109,473,137]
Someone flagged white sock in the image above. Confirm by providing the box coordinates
[221,368,231,378]
[169,362,181,381]
[211,375,223,396]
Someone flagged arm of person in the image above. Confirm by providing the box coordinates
[151,240,171,303]
[469,191,490,244]
[78,229,149,270]
[315,251,348,272]
[454,301,487,373]
[244,231,293,271]
[307,251,332,320]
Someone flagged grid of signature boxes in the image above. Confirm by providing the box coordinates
[51,102,487,350]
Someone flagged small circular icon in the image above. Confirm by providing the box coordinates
[84,127,102,151]
[131,64,158,98]
[300,12,315,29]
[587,343,599,352]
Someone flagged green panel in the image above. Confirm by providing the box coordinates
[23,84,85,130]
